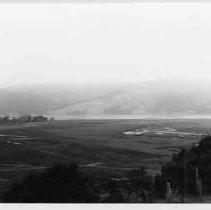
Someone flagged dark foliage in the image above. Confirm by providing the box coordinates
[99,166,153,203]
[2,163,98,203]
[153,174,166,199]
[126,167,152,193]
[161,136,211,195]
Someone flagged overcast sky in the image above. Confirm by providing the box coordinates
[0,3,211,87]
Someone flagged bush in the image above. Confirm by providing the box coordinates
[153,174,166,199]
[127,167,153,193]
[2,163,98,203]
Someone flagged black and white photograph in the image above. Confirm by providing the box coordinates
[0,0,211,205]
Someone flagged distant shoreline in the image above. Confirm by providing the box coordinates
[46,115,211,120]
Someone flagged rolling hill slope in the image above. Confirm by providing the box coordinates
[1,79,211,117]
[47,79,211,117]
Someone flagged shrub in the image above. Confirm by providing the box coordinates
[2,163,98,203]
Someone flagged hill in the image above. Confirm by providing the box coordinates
[1,79,211,117]
[48,79,211,117]
[0,83,122,116]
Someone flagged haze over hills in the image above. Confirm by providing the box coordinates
[0,83,125,117]
[47,79,211,117]
[1,78,211,118]
[1,3,211,119]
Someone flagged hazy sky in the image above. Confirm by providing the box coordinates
[1,3,211,87]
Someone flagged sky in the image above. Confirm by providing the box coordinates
[0,3,211,87]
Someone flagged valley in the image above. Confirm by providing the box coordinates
[0,118,210,199]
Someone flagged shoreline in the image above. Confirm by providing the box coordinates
[46,115,211,120]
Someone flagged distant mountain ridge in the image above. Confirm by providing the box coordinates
[0,83,124,116]
[47,79,211,117]
[1,79,211,117]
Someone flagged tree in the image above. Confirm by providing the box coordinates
[161,136,211,196]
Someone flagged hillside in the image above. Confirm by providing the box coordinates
[0,83,123,116]
[1,79,211,117]
[48,79,211,117]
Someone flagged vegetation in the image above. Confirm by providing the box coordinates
[160,135,211,197]
[2,134,211,203]
[98,167,153,203]
[0,115,49,125]
[1,120,211,203]
[2,163,98,203]
[1,162,156,203]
